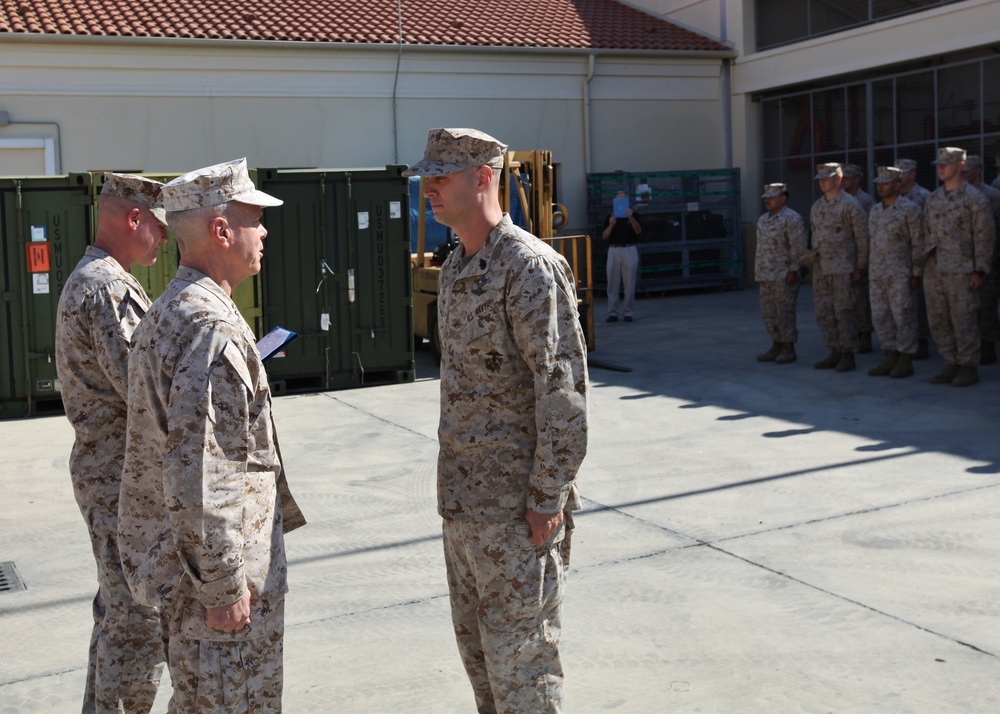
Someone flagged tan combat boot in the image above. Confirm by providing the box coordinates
[867,350,898,377]
[951,365,979,387]
[814,350,841,370]
[929,364,960,384]
[775,343,797,364]
[889,352,914,378]
[756,341,782,362]
[835,352,856,372]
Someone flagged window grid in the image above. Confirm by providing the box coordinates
[761,56,1000,220]
[756,0,963,52]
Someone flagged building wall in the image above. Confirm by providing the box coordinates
[0,38,727,234]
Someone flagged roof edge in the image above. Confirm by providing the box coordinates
[0,31,738,59]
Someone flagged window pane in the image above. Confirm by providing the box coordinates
[872,79,895,147]
[938,63,981,140]
[757,0,807,50]
[811,0,869,36]
[873,0,950,21]
[780,95,813,159]
[847,84,867,149]
[896,72,935,145]
[814,88,847,154]
[983,58,1000,135]
[762,99,782,160]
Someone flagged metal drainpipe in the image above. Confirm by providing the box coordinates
[14,181,33,415]
[720,0,733,169]
[583,54,596,175]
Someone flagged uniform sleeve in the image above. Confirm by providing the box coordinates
[908,206,927,277]
[507,256,588,514]
[971,193,996,273]
[787,213,808,270]
[163,324,253,609]
[89,283,144,402]
[850,202,870,270]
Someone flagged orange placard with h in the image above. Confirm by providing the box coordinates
[27,241,51,273]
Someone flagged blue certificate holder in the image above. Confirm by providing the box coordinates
[256,326,299,364]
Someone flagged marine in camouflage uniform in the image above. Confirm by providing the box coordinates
[866,166,926,378]
[961,155,1000,365]
[923,147,996,386]
[843,164,876,352]
[754,183,807,364]
[55,173,169,714]
[118,159,305,713]
[806,163,870,372]
[897,158,935,359]
[406,129,588,714]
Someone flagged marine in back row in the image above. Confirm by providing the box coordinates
[753,147,997,387]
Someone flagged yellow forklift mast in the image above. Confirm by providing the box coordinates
[412,150,595,357]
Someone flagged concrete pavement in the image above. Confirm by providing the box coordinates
[1,285,999,713]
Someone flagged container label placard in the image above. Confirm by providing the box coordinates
[357,212,370,230]
[33,273,50,294]
[389,201,401,219]
[30,225,46,242]
[27,241,51,273]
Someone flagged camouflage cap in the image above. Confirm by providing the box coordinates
[814,163,843,179]
[102,172,167,226]
[402,128,507,177]
[894,158,917,173]
[962,154,983,171]
[842,164,863,178]
[162,158,282,212]
[761,183,787,198]
[873,166,902,184]
[932,147,966,165]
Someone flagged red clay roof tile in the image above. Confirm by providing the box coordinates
[0,0,727,52]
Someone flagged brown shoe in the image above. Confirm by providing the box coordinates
[814,351,841,370]
[756,341,782,362]
[775,343,797,364]
[951,365,979,387]
[929,364,960,384]
[867,351,898,377]
[835,352,856,372]
[889,352,914,378]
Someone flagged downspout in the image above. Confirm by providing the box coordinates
[583,53,595,175]
[391,0,403,163]
[720,0,732,169]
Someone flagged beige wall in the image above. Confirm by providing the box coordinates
[0,38,727,235]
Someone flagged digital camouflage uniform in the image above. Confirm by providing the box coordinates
[55,245,167,714]
[923,182,996,366]
[901,181,934,343]
[119,266,305,714]
[902,183,932,210]
[971,181,1000,344]
[868,197,925,354]
[849,188,876,341]
[437,214,588,714]
[808,191,870,353]
[755,205,807,344]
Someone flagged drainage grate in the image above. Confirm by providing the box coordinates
[0,561,26,593]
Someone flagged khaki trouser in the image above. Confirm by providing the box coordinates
[165,596,285,714]
[80,506,166,714]
[443,516,573,714]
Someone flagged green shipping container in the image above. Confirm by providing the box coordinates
[0,174,94,418]
[256,166,414,392]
